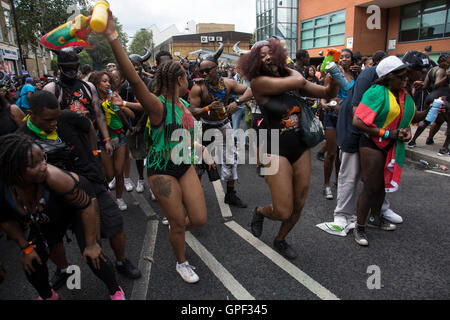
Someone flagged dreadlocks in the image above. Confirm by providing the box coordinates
[153,61,186,99]
[0,133,40,185]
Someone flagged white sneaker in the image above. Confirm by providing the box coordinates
[333,215,348,229]
[124,179,134,192]
[176,261,199,284]
[108,177,116,190]
[117,198,127,211]
[149,189,156,201]
[382,209,403,224]
[162,217,169,226]
[136,180,145,193]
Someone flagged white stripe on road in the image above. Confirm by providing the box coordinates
[185,232,255,300]
[130,220,159,300]
[225,221,340,301]
[127,191,157,218]
[212,180,233,219]
[425,170,450,177]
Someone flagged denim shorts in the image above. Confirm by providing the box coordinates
[100,133,127,151]
[323,112,338,130]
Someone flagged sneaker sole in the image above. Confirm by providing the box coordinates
[367,224,396,231]
[355,238,369,246]
[176,270,200,284]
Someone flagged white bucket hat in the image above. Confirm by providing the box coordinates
[376,56,409,78]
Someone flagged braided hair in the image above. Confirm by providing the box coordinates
[0,133,41,185]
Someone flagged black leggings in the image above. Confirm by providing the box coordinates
[25,210,119,299]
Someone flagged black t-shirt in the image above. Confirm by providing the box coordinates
[0,106,18,136]
[17,110,106,185]
[119,76,152,126]
[337,66,378,153]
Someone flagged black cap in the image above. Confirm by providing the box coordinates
[402,51,431,71]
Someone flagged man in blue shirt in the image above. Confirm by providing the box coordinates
[17,77,36,113]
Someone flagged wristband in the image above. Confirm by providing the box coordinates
[21,242,34,255]
[92,150,100,157]
[122,101,127,109]
[384,130,390,139]
[107,30,119,42]
[379,129,386,138]
[103,137,111,142]
[205,106,210,112]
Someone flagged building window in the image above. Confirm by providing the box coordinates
[256,0,298,57]
[399,0,450,42]
[3,9,15,44]
[300,10,346,49]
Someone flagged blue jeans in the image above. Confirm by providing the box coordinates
[232,107,247,142]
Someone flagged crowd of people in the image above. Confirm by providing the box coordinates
[0,8,449,299]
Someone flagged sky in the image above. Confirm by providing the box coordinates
[105,0,257,39]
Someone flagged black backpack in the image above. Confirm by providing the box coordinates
[35,138,77,171]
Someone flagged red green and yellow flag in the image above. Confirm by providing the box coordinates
[40,14,92,50]
[355,84,416,192]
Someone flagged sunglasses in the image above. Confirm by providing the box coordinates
[199,66,216,75]
[393,72,408,80]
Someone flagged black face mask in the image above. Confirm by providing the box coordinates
[59,64,79,83]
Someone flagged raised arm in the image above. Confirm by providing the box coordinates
[101,10,163,126]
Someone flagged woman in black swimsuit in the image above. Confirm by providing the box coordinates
[239,39,339,259]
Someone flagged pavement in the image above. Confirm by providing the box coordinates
[406,123,449,168]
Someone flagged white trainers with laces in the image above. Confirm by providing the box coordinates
[176,261,199,283]
[162,217,169,225]
[117,198,127,211]
[108,177,116,190]
[124,178,134,192]
[136,180,145,193]
[382,209,403,224]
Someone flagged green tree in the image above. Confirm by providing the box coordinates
[14,0,93,45]
[85,16,128,70]
[129,29,153,56]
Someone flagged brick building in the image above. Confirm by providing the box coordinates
[298,0,450,62]
[155,31,252,64]
[0,0,20,76]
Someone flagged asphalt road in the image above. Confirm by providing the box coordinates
[1,145,449,302]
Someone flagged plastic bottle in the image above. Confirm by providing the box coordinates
[325,62,349,89]
[90,0,110,33]
[425,98,444,123]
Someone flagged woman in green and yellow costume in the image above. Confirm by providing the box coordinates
[89,70,134,211]
[99,9,214,284]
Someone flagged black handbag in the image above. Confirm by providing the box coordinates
[299,106,325,148]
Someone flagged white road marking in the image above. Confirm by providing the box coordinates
[425,170,450,177]
[127,191,157,217]
[225,221,340,301]
[130,220,159,300]
[185,232,255,300]
[212,180,233,219]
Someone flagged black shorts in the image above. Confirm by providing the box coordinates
[266,130,308,164]
[91,182,124,239]
[147,161,192,180]
[40,174,96,246]
[359,134,393,156]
